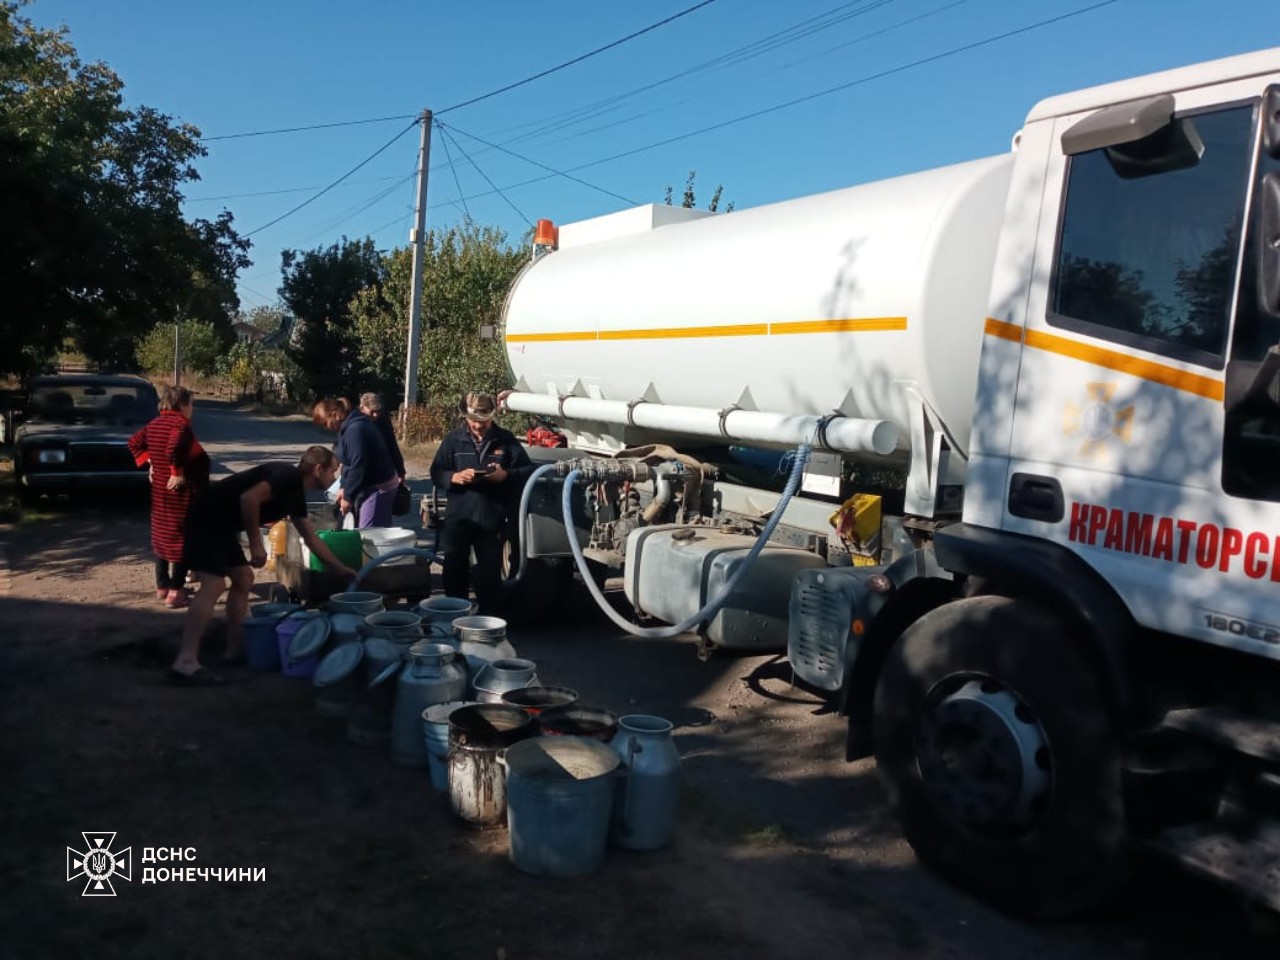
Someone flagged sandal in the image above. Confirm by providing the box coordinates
[165,590,190,610]
[168,667,225,687]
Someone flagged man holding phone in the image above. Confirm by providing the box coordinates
[429,392,533,614]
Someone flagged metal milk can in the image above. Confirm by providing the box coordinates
[418,596,477,640]
[362,610,423,648]
[347,637,403,745]
[391,641,467,767]
[472,658,539,704]
[610,714,681,850]
[450,615,517,691]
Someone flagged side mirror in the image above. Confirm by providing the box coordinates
[1061,93,1204,179]
[1261,172,1280,317]
[1225,345,1280,415]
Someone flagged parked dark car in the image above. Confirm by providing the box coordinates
[12,374,158,503]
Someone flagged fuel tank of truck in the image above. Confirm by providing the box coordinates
[502,153,1013,458]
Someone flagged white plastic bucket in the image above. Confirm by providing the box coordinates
[360,527,416,567]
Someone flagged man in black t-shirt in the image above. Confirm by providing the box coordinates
[172,446,356,685]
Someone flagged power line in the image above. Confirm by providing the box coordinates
[187,174,408,203]
[301,169,419,243]
[201,114,416,142]
[435,120,473,224]
[436,0,719,116]
[243,118,421,237]
[193,2,923,206]
[196,1,717,142]
[436,122,532,227]
[561,1,1121,174]
[493,0,898,147]
[436,1,1119,208]
[438,121,637,206]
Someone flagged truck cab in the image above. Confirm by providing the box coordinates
[869,51,1280,918]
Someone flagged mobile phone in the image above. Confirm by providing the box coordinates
[478,465,496,475]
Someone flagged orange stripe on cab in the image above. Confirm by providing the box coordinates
[983,318,1225,402]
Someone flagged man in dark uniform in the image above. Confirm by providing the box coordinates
[429,392,533,614]
[172,445,357,685]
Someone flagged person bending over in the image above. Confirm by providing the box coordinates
[172,446,356,685]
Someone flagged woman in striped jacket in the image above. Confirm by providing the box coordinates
[128,386,210,608]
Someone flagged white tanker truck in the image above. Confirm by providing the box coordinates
[494,48,1280,917]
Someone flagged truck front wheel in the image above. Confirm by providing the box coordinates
[873,595,1127,918]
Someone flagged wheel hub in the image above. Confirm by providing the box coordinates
[916,678,1051,836]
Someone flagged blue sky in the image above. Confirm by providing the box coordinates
[25,0,1278,311]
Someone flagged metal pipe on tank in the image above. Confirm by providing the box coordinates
[504,392,896,455]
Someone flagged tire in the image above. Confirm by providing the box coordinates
[873,595,1127,918]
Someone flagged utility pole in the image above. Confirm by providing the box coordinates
[172,321,182,386]
[403,110,432,424]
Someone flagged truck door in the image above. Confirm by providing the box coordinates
[998,79,1280,659]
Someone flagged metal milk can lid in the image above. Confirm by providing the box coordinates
[313,642,364,687]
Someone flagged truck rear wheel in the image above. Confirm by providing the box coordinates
[873,595,1127,918]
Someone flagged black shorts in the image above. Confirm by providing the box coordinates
[182,524,248,577]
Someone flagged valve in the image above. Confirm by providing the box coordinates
[553,458,651,482]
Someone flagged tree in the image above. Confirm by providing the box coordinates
[278,236,384,399]
[348,222,524,424]
[135,320,224,378]
[0,2,250,378]
[663,171,734,212]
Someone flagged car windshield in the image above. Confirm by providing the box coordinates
[28,383,158,425]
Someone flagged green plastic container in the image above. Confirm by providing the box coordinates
[310,529,364,571]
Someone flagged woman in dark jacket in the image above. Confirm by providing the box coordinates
[313,398,399,528]
[359,392,406,480]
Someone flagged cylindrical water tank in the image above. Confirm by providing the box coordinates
[502,154,1013,458]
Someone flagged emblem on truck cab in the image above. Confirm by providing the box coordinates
[1063,382,1134,458]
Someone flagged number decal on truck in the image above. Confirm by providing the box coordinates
[1200,611,1280,646]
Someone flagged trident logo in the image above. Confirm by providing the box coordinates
[67,832,132,896]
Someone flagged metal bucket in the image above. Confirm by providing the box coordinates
[501,685,579,715]
[447,704,535,827]
[537,705,619,743]
[328,591,385,616]
[503,736,620,877]
[451,615,508,644]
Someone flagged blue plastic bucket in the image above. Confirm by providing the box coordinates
[503,736,620,877]
[244,616,283,672]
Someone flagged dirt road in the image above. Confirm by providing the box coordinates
[0,401,1275,959]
